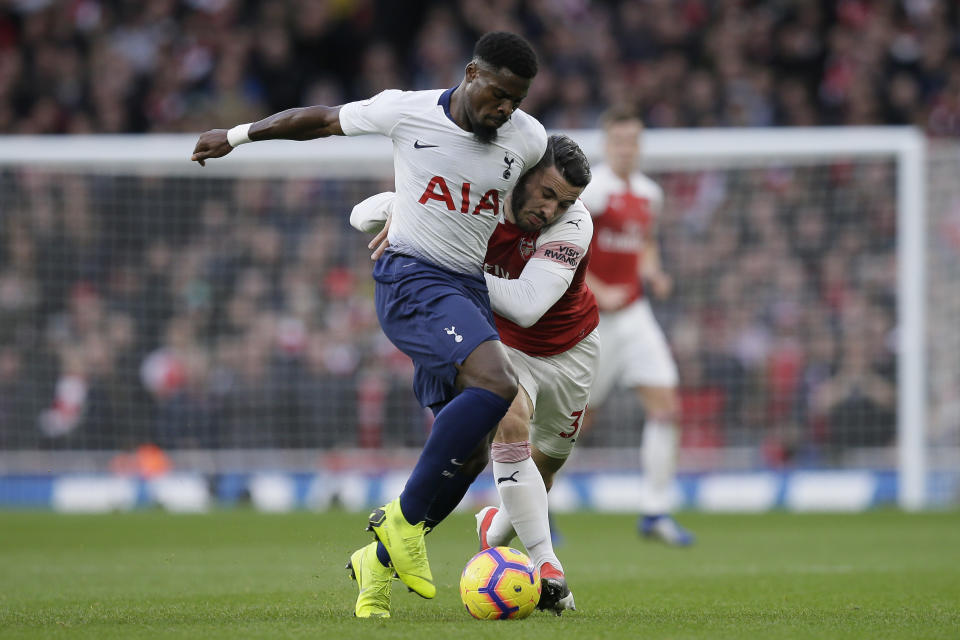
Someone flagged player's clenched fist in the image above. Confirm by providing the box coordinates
[191,129,232,166]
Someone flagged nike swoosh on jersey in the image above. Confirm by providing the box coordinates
[414,140,439,149]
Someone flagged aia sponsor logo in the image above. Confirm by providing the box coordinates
[418,176,500,216]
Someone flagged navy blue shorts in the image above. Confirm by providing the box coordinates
[373,251,500,408]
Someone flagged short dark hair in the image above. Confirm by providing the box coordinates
[474,31,538,79]
[526,134,592,188]
[600,104,643,129]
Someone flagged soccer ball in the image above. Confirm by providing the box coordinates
[460,546,541,620]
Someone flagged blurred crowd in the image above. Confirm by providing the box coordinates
[1,0,960,135]
[0,0,934,461]
[578,160,900,463]
[0,170,430,450]
[657,162,898,461]
[0,159,900,461]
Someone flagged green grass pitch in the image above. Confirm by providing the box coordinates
[1,510,958,639]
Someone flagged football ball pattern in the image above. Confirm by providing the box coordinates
[460,546,541,620]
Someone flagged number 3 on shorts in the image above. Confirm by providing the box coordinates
[559,409,585,438]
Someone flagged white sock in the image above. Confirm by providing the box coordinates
[640,419,679,515]
[491,441,561,572]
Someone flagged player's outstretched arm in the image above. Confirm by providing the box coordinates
[191,105,344,166]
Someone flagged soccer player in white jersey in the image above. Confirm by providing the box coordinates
[579,107,695,546]
[354,135,597,615]
[192,32,548,615]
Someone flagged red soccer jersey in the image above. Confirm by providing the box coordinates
[483,206,599,357]
[579,164,664,308]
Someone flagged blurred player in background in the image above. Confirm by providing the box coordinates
[579,107,694,546]
[354,134,596,616]
[192,31,548,615]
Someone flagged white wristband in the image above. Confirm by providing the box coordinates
[226,123,252,147]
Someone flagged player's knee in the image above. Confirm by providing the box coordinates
[655,397,681,423]
[496,412,530,443]
[464,361,517,401]
[483,360,518,401]
[490,376,518,402]
[458,341,518,401]
[647,407,679,424]
[640,387,680,422]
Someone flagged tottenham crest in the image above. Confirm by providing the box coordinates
[503,154,517,179]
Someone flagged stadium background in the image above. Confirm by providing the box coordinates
[0,0,958,512]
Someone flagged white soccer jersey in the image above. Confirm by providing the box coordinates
[339,88,548,275]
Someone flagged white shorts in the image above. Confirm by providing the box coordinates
[505,329,600,460]
[590,298,678,406]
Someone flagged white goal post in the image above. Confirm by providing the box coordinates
[0,127,934,510]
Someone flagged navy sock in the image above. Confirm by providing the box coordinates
[398,387,510,524]
[376,541,391,567]
[424,465,483,530]
[377,457,483,567]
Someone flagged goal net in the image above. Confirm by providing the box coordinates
[0,129,955,510]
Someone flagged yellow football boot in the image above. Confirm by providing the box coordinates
[367,498,435,599]
[346,541,393,618]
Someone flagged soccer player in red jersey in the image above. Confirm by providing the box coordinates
[579,107,694,546]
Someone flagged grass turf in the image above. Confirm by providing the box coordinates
[0,510,957,639]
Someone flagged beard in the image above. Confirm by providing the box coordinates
[467,110,499,144]
[509,181,539,232]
